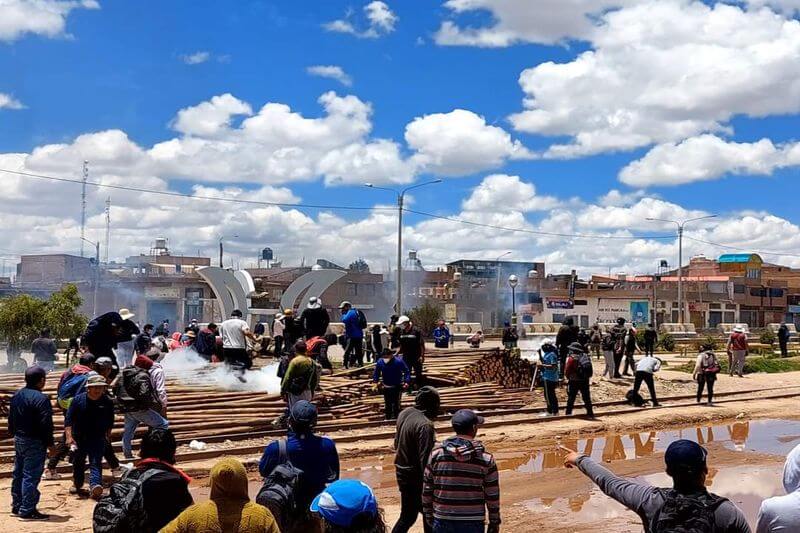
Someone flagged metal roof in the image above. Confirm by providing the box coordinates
[718,254,759,264]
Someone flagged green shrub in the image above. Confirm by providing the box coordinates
[674,355,800,374]
[760,329,777,346]
[693,335,719,352]
[659,333,675,352]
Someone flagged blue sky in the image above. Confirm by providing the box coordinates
[2,0,800,273]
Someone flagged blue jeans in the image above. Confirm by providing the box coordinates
[34,360,55,372]
[73,439,104,489]
[122,409,169,457]
[433,519,484,533]
[11,436,46,514]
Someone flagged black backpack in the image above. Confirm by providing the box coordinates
[575,353,594,379]
[602,334,615,351]
[356,309,368,329]
[626,389,646,407]
[93,468,160,533]
[651,489,728,533]
[195,330,215,356]
[256,439,304,532]
[114,367,158,413]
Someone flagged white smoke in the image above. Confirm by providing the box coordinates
[159,348,282,394]
[518,336,556,362]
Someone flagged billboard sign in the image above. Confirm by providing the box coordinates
[630,301,650,324]
[547,298,574,309]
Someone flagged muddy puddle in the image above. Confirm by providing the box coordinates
[191,419,800,529]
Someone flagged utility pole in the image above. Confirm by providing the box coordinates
[81,237,100,317]
[365,179,442,315]
[80,160,88,257]
[104,197,111,264]
[646,215,717,324]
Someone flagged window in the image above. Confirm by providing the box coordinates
[769,288,784,298]
[750,287,766,297]
[709,303,721,309]
[346,284,357,296]
[184,288,204,323]
[734,284,745,294]
[746,268,760,279]
[573,299,588,306]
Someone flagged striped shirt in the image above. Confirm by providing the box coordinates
[422,436,501,525]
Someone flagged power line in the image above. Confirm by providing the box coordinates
[683,236,800,259]
[403,208,676,241]
[0,168,396,212]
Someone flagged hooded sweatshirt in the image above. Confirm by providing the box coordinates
[423,436,500,525]
[756,443,800,532]
[163,457,279,533]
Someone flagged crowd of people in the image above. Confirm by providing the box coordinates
[7,303,792,532]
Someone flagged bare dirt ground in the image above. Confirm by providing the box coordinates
[2,367,799,532]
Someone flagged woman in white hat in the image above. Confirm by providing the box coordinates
[115,308,139,369]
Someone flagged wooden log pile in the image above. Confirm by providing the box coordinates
[460,350,535,389]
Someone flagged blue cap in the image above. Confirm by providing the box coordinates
[290,400,318,426]
[310,479,378,527]
[665,439,707,470]
[452,409,485,433]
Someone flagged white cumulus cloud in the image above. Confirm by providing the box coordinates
[170,93,253,137]
[179,51,211,65]
[306,65,353,87]
[0,92,24,109]
[0,0,99,42]
[324,1,397,39]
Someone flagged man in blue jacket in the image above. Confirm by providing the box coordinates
[340,301,365,368]
[259,401,340,525]
[9,366,55,520]
[373,349,411,420]
[432,321,451,349]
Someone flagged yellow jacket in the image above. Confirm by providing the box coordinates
[161,458,280,533]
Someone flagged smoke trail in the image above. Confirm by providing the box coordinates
[160,348,282,394]
[518,337,556,362]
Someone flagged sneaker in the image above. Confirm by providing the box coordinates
[11,508,19,516]
[538,412,550,418]
[19,510,49,520]
[69,485,83,495]
[90,485,103,501]
[652,403,661,408]
[44,470,60,480]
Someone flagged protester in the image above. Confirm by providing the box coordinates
[155,319,170,338]
[46,353,95,479]
[423,409,500,533]
[341,301,366,368]
[563,439,750,532]
[373,349,411,420]
[167,331,183,351]
[308,335,334,373]
[221,309,256,380]
[727,326,749,377]
[393,386,440,533]
[467,330,483,348]
[116,308,139,368]
[502,321,518,349]
[632,353,662,407]
[379,324,390,354]
[66,373,115,500]
[601,332,616,379]
[300,296,331,339]
[432,320,451,349]
[134,324,154,359]
[92,357,125,477]
[258,401,339,532]
[163,457,280,533]
[195,322,218,361]
[389,314,401,349]
[188,318,200,334]
[756,442,800,533]
[272,313,286,356]
[694,345,721,405]
[539,343,559,417]
[369,324,385,362]
[311,479,386,533]
[577,328,590,350]
[589,324,602,360]
[622,326,641,376]
[65,335,80,364]
[283,309,302,347]
[556,317,579,379]
[610,317,628,379]
[396,315,425,391]
[119,354,169,460]
[778,323,791,358]
[9,366,54,520]
[30,327,58,373]
[82,311,126,374]
[93,428,193,532]
[564,342,595,419]
[281,340,322,409]
[644,323,658,357]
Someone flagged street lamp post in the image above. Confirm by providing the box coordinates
[81,237,100,317]
[365,179,443,314]
[646,215,717,323]
[218,234,239,268]
[508,274,519,326]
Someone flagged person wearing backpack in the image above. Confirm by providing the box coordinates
[589,324,603,360]
[120,355,169,460]
[195,323,218,361]
[622,327,641,377]
[601,332,616,380]
[299,296,330,339]
[280,340,321,409]
[694,345,721,405]
[563,439,750,533]
[258,401,340,533]
[610,317,628,379]
[340,301,365,368]
[94,428,193,533]
[632,354,662,407]
[66,373,116,500]
[163,457,280,533]
[538,343,560,417]
[564,342,595,419]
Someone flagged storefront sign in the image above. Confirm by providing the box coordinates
[547,298,574,309]
[789,305,800,314]
[145,286,180,299]
[630,301,650,324]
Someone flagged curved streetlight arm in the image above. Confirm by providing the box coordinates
[401,179,443,196]
[364,183,399,195]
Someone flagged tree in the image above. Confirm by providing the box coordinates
[0,284,87,350]
[348,258,370,273]
[406,300,441,337]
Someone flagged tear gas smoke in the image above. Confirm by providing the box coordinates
[518,337,556,362]
[160,348,281,394]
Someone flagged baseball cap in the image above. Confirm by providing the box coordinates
[86,373,108,388]
[665,439,707,471]
[290,400,318,426]
[452,409,485,433]
[396,315,410,326]
[94,356,113,367]
[310,479,378,527]
[338,301,351,309]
